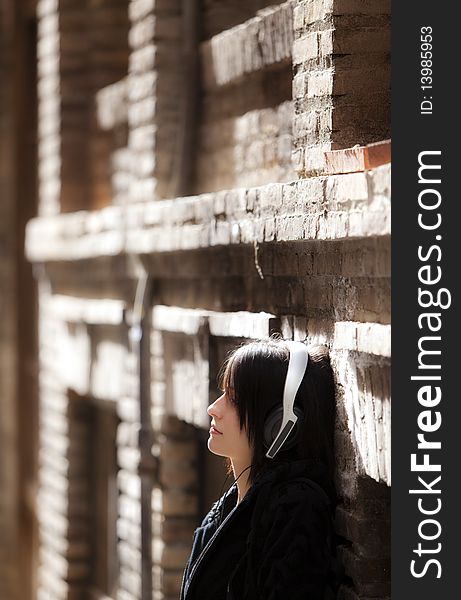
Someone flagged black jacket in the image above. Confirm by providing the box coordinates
[180,458,336,600]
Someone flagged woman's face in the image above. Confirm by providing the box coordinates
[207,388,252,464]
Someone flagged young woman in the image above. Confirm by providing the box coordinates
[180,337,338,600]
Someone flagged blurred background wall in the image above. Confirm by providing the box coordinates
[1,1,39,599]
[1,1,391,599]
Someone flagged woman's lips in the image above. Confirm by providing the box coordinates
[210,426,222,435]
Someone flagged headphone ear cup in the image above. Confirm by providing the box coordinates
[263,407,283,449]
[263,405,304,451]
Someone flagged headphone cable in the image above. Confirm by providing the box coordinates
[216,464,253,529]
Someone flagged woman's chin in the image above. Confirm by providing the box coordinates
[207,437,224,456]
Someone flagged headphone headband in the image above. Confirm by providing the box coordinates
[265,341,309,459]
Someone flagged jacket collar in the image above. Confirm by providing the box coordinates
[248,457,334,501]
[213,457,335,525]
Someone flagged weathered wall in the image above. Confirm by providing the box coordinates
[24,0,392,599]
[34,294,129,599]
[197,2,295,193]
[27,164,391,600]
[0,1,20,597]
[37,0,129,215]
[127,0,183,202]
[1,1,40,599]
[201,0,285,38]
[292,0,390,175]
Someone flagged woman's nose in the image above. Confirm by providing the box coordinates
[207,399,218,417]
[207,394,224,417]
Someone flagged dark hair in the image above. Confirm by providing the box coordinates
[217,337,336,485]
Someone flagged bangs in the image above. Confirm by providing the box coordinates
[216,348,248,433]
[217,342,283,438]
[217,350,239,396]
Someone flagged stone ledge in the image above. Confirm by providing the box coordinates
[201,1,294,89]
[152,308,389,359]
[333,321,390,357]
[43,294,126,325]
[25,164,390,263]
[152,306,275,338]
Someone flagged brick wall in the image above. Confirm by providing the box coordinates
[201,0,285,38]
[0,0,20,596]
[35,293,131,599]
[24,0,391,598]
[88,0,129,210]
[26,202,391,599]
[128,0,182,202]
[197,2,295,193]
[37,0,129,215]
[292,0,390,175]
[37,0,61,216]
[1,1,40,598]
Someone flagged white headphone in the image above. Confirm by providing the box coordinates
[264,341,309,459]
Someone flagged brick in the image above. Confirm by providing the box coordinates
[129,0,155,23]
[129,44,156,73]
[119,541,141,572]
[292,33,318,64]
[324,139,391,174]
[128,96,156,126]
[119,567,142,598]
[292,73,306,99]
[129,16,156,49]
[37,0,59,18]
[118,517,141,548]
[367,162,391,200]
[303,143,330,174]
[300,0,335,25]
[311,31,332,58]
[307,68,334,98]
[293,5,305,31]
[326,171,369,208]
[130,124,156,151]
